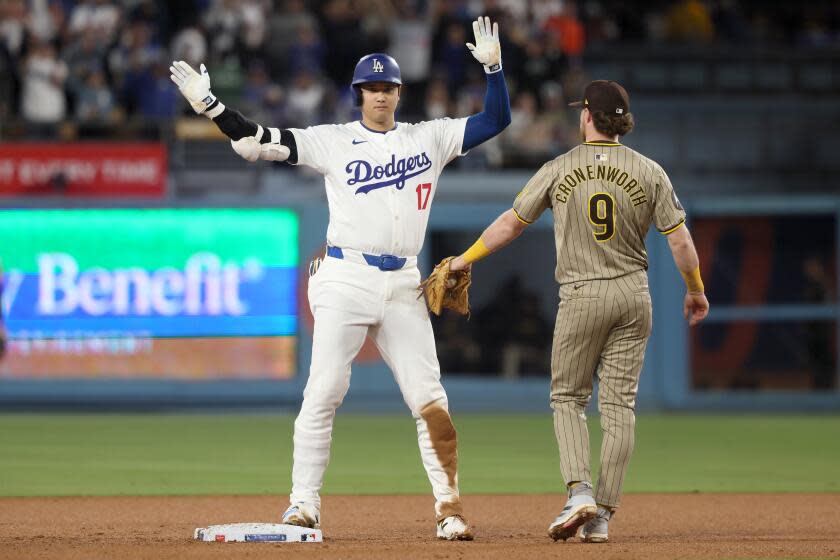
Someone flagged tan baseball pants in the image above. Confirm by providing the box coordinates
[550,270,652,508]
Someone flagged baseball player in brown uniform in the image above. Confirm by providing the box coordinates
[446,80,709,542]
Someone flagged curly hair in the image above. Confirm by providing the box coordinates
[591,111,635,137]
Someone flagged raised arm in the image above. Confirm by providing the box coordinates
[462,16,511,151]
[169,61,294,163]
[449,209,527,271]
[665,224,709,326]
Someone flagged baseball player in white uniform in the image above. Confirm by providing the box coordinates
[170,17,510,540]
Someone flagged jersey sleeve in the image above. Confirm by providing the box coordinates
[512,161,556,224]
[653,165,687,234]
[287,125,332,174]
[431,117,469,165]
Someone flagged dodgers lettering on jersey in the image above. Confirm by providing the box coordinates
[289,119,468,257]
[346,152,433,194]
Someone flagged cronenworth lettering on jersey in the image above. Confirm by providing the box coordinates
[345,152,433,194]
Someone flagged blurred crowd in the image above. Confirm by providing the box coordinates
[1,0,839,166]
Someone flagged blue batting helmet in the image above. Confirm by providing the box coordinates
[351,53,402,87]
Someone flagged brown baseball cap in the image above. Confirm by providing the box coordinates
[569,80,630,115]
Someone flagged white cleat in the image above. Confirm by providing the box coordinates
[436,515,474,541]
[282,502,321,529]
[548,493,597,541]
[577,507,611,543]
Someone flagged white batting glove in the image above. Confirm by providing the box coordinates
[169,60,224,117]
[466,16,502,73]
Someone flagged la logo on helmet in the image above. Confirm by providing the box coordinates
[372,59,384,73]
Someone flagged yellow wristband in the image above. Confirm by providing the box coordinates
[681,267,704,294]
[462,238,490,264]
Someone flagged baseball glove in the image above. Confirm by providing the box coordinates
[419,257,471,316]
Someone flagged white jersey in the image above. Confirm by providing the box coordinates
[290,118,468,257]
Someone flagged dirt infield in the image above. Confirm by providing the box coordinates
[1,494,838,559]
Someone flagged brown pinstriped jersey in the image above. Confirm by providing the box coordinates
[512,140,686,285]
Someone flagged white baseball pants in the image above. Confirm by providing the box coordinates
[290,254,464,521]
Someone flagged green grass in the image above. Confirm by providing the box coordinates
[0,414,838,497]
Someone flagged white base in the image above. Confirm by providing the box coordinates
[194,523,323,543]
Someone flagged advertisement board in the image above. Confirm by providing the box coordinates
[0,209,298,379]
[0,143,167,196]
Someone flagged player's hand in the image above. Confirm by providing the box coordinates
[466,16,502,72]
[684,292,709,326]
[448,256,471,273]
[169,60,217,115]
